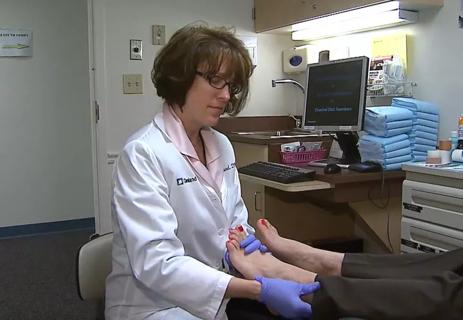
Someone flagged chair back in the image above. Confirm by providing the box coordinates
[76,233,113,300]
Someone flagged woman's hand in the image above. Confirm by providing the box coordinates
[256,276,320,319]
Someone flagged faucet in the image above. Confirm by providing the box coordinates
[271,78,305,94]
[272,78,305,128]
[288,114,302,129]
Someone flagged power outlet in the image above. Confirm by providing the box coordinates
[130,39,142,60]
[123,74,143,94]
[152,25,165,45]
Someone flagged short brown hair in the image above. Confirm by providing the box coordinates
[151,24,253,116]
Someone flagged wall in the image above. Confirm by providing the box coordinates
[0,0,94,227]
[302,0,463,137]
[93,0,297,233]
[409,0,462,137]
[95,0,297,153]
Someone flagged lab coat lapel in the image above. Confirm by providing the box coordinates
[201,129,224,196]
[160,104,222,198]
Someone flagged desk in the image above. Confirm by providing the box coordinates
[240,168,405,253]
[230,135,405,253]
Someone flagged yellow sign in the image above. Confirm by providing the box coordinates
[372,33,408,71]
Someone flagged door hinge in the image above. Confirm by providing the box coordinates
[95,100,100,123]
[252,7,255,20]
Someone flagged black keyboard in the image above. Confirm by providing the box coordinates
[238,161,315,184]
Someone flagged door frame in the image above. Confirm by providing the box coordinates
[87,0,113,234]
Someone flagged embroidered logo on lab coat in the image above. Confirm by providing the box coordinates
[223,162,236,172]
[176,176,198,186]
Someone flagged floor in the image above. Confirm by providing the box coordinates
[0,230,99,319]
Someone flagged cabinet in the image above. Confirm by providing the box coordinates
[232,140,355,243]
[233,142,267,226]
[254,0,443,32]
[401,164,463,253]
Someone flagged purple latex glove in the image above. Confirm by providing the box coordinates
[224,250,235,272]
[240,234,269,254]
[224,234,269,272]
[256,276,320,319]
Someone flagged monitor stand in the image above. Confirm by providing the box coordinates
[335,132,361,165]
[305,132,361,169]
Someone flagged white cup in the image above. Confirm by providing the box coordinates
[452,149,463,162]
[426,150,441,164]
[439,150,451,164]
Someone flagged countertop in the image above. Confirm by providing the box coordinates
[226,132,331,145]
[309,166,406,185]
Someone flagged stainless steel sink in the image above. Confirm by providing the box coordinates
[231,130,320,139]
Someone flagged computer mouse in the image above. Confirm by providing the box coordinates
[348,161,382,172]
[362,161,383,171]
[324,163,341,174]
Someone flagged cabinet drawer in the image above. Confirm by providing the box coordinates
[402,180,463,229]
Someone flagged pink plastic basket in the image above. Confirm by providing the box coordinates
[280,149,327,164]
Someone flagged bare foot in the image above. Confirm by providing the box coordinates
[255,219,304,263]
[256,219,344,276]
[228,225,247,243]
[225,237,315,283]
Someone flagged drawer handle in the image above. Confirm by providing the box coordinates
[254,191,262,211]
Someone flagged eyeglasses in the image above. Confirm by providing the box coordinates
[195,71,241,95]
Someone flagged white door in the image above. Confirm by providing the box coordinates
[89,0,279,234]
[90,0,112,234]
[90,0,164,234]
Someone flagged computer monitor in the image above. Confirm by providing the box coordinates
[302,56,369,164]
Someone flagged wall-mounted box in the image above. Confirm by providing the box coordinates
[283,45,349,74]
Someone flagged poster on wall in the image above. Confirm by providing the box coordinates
[0,28,32,57]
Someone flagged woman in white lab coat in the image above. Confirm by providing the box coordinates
[104,24,318,320]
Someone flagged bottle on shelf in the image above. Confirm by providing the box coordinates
[450,131,458,150]
[458,114,463,149]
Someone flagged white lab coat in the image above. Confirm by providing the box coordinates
[105,108,251,320]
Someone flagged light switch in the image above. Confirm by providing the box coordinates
[123,74,143,94]
[152,25,165,45]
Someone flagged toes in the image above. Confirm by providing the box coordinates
[228,231,240,242]
[229,226,247,242]
[257,219,277,235]
[257,219,269,230]
[255,219,269,237]
[258,218,268,227]
[226,239,240,251]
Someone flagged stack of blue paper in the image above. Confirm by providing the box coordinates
[392,98,439,161]
[358,134,412,170]
[364,106,413,137]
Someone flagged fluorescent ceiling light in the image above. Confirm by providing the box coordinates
[291,1,417,41]
[292,1,401,32]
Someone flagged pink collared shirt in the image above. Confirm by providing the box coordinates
[163,104,224,198]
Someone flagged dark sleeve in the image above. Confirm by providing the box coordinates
[311,272,463,320]
[342,248,463,279]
